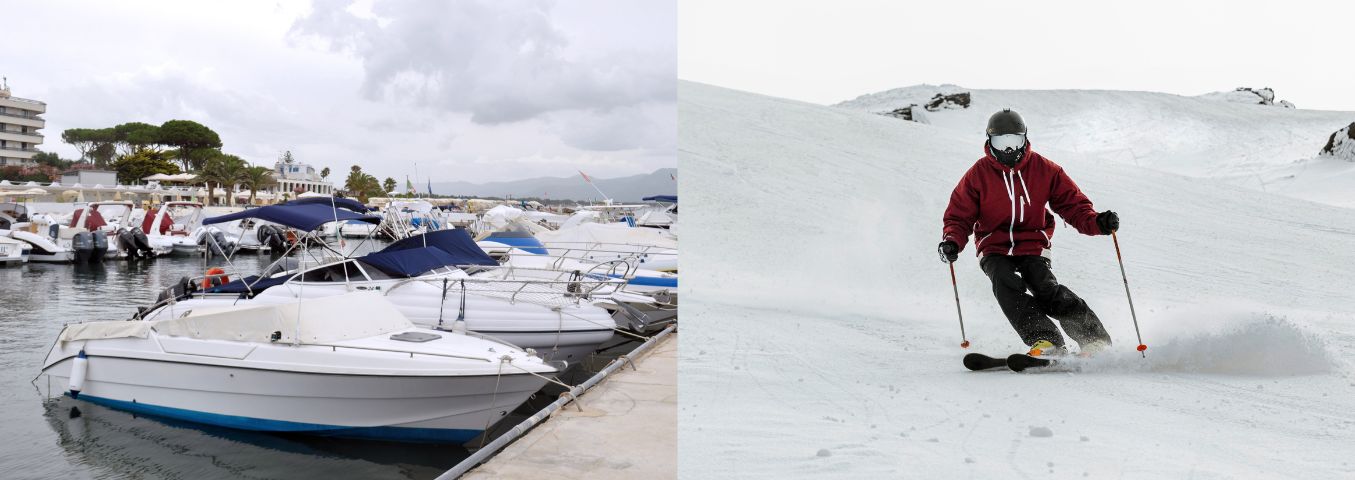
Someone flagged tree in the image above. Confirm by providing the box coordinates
[61,128,97,162]
[109,148,181,184]
[344,165,365,193]
[91,140,117,168]
[112,122,162,155]
[240,166,278,205]
[31,151,74,169]
[383,177,396,194]
[195,153,247,206]
[281,150,295,164]
[160,120,222,171]
[320,166,330,179]
[341,165,388,202]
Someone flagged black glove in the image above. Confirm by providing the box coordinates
[1096,210,1119,234]
[938,240,959,263]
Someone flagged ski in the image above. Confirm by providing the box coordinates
[1005,353,1056,372]
[962,353,1008,371]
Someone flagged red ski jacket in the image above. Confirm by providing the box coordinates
[942,143,1103,257]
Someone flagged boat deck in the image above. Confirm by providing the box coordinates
[462,332,676,479]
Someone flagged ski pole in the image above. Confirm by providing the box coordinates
[948,261,970,348]
[1111,231,1147,357]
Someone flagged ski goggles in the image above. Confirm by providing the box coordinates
[989,133,1026,151]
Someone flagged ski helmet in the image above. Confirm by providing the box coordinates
[986,109,1027,167]
[986,108,1026,136]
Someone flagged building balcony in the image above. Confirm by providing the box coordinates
[0,147,40,159]
[0,130,43,144]
[0,96,47,113]
[0,111,45,128]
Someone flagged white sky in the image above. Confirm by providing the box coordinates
[6,0,675,184]
[680,0,1355,111]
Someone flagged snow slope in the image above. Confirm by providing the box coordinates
[835,86,1355,207]
[680,81,1355,478]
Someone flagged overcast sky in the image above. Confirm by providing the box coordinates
[6,0,675,184]
[681,0,1355,111]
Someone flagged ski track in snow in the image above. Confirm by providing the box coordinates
[679,81,1355,479]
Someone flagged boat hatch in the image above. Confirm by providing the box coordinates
[390,332,441,343]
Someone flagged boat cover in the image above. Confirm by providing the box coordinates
[58,321,154,343]
[642,195,677,203]
[204,203,381,231]
[357,246,463,277]
[205,274,293,295]
[382,229,498,266]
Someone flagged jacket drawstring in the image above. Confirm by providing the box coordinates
[1001,169,1016,256]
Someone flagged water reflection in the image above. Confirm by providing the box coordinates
[43,396,463,479]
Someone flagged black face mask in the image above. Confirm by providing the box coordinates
[992,143,1024,167]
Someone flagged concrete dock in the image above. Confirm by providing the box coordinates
[462,333,677,479]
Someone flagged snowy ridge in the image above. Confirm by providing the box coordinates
[681,81,1355,478]
[834,86,1355,208]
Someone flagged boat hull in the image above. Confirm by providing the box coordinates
[42,354,545,443]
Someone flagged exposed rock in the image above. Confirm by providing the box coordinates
[877,92,971,123]
[881,105,918,121]
[924,92,971,111]
[1319,122,1355,160]
[1198,87,1294,108]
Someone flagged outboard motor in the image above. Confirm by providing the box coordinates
[90,231,109,261]
[211,230,233,256]
[198,229,233,258]
[132,229,153,257]
[258,225,287,253]
[117,229,137,259]
[154,276,198,305]
[72,232,94,263]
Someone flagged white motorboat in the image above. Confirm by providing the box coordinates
[143,201,229,255]
[39,292,555,443]
[0,236,29,264]
[0,208,74,263]
[476,244,678,333]
[68,201,149,260]
[340,219,379,238]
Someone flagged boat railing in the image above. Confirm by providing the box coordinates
[303,342,494,363]
[534,241,677,257]
[386,267,619,308]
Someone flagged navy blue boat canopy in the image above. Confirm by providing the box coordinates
[204,203,381,231]
[382,229,498,266]
[284,196,371,213]
[205,274,292,295]
[358,246,463,278]
[642,195,677,203]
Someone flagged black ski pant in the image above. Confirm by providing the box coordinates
[979,255,1111,348]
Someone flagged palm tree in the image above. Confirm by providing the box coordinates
[241,166,278,205]
[195,154,247,206]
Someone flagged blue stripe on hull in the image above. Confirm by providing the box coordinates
[72,393,481,443]
[606,274,678,288]
[483,234,547,255]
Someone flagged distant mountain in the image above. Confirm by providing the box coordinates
[427,168,677,202]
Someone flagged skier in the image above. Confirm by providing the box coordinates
[938,109,1118,357]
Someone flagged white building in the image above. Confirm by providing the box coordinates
[270,159,335,196]
[61,170,118,186]
[0,78,44,168]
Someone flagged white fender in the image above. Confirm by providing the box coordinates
[69,350,88,398]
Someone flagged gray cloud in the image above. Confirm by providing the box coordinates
[290,0,675,125]
[10,0,673,184]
